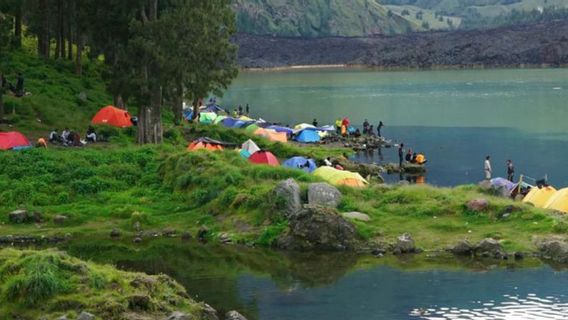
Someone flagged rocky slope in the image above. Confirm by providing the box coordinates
[235,20,568,68]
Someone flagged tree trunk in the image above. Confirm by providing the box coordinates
[173,80,183,125]
[114,94,125,109]
[39,0,50,58]
[0,74,4,120]
[75,33,84,75]
[14,3,22,48]
[59,0,66,59]
[67,0,74,60]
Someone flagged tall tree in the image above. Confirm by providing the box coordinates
[0,12,12,119]
[38,0,50,58]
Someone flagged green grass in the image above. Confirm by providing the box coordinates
[0,248,205,319]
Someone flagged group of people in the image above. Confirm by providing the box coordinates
[231,104,250,118]
[484,156,515,182]
[47,126,97,147]
[1,72,25,98]
[398,143,427,168]
[362,119,384,137]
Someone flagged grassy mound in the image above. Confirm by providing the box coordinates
[0,248,206,319]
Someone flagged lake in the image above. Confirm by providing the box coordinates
[65,241,568,320]
[221,68,568,187]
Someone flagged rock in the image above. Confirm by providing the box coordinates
[341,212,371,222]
[537,238,568,263]
[277,205,359,251]
[162,228,177,237]
[475,238,504,258]
[478,180,492,190]
[449,240,474,256]
[307,183,342,208]
[467,199,489,212]
[110,229,121,239]
[130,276,157,291]
[133,237,142,244]
[53,215,68,225]
[30,212,43,223]
[181,231,192,241]
[57,316,69,320]
[225,310,248,320]
[219,233,232,244]
[8,209,29,224]
[165,312,192,320]
[274,179,302,218]
[514,252,525,260]
[77,311,95,320]
[198,226,209,241]
[393,233,417,254]
[133,221,141,232]
[201,303,219,320]
[397,180,410,186]
[127,294,152,311]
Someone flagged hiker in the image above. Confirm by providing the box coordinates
[398,143,405,168]
[377,121,384,137]
[70,131,83,147]
[416,153,427,165]
[312,118,318,127]
[507,160,515,182]
[354,128,361,138]
[368,125,374,136]
[405,149,413,162]
[15,72,24,97]
[61,128,71,143]
[49,129,60,143]
[484,156,492,180]
[86,126,97,143]
[341,124,347,137]
[131,116,139,126]
[335,118,342,134]
[363,119,370,134]
[342,117,350,128]
[324,157,333,167]
[36,138,47,149]
[238,105,243,116]
[246,104,250,115]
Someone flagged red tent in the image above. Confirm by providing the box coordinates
[92,106,133,128]
[249,151,280,166]
[0,131,31,150]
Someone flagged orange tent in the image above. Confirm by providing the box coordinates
[187,141,224,152]
[254,128,288,143]
[92,106,133,128]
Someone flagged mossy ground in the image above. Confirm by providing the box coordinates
[0,248,205,319]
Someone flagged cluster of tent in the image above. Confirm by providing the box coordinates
[0,131,31,151]
[187,137,368,187]
[183,104,336,144]
[522,185,568,213]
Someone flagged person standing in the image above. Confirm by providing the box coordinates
[363,119,370,134]
[484,156,492,180]
[238,105,243,116]
[15,72,24,97]
[398,143,405,169]
[245,104,250,115]
[312,118,318,127]
[506,160,515,182]
[377,121,384,137]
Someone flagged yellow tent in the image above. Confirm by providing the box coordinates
[544,188,568,213]
[523,186,557,208]
[313,167,368,188]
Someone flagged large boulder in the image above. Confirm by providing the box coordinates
[537,238,568,263]
[467,199,489,212]
[8,210,42,224]
[225,311,248,320]
[393,233,418,254]
[308,183,342,208]
[341,212,371,222]
[165,312,192,320]
[475,238,504,258]
[277,205,359,251]
[274,179,302,218]
[77,311,95,320]
[201,304,219,320]
[449,240,474,256]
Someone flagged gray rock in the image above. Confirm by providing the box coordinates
[219,233,232,244]
[57,316,69,320]
[393,233,417,254]
[308,183,342,208]
[181,231,192,240]
[77,311,95,320]
[133,237,143,244]
[9,209,29,224]
[475,238,504,258]
[277,205,358,251]
[274,179,302,218]
[467,199,489,212]
[53,215,68,225]
[77,92,88,102]
[537,239,568,263]
[225,310,248,320]
[449,240,474,256]
[341,212,371,222]
[127,294,152,311]
[201,303,219,320]
[162,228,177,237]
[110,228,121,239]
[165,311,192,320]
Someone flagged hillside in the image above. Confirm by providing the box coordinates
[235,20,568,68]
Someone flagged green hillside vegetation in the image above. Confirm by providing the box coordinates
[0,248,207,319]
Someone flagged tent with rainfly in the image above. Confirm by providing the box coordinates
[254,128,288,143]
[283,157,317,173]
[0,131,31,150]
[92,106,133,128]
[523,186,557,208]
[295,129,321,143]
[544,188,568,213]
[313,167,368,188]
[242,139,260,156]
[267,125,294,136]
[213,115,227,124]
[249,151,280,166]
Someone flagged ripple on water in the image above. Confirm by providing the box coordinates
[410,294,568,320]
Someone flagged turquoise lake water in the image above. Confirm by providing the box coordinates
[221,68,568,186]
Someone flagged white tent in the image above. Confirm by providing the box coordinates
[242,139,260,155]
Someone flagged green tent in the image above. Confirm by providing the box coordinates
[199,112,217,124]
[213,115,227,124]
[245,124,260,134]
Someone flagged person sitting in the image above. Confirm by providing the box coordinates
[411,153,418,164]
[69,131,83,147]
[324,157,333,167]
[49,129,60,143]
[61,128,71,144]
[86,126,97,142]
[354,128,361,138]
[368,125,374,136]
[131,116,139,126]
[415,153,427,165]
[405,149,413,162]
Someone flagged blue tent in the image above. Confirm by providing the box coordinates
[268,125,294,136]
[183,110,193,120]
[283,157,317,173]
[204,105,225,113]
[295,129,321,143]
[222,118,241,128]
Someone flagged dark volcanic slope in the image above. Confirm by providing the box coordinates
[235,21,568,68]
